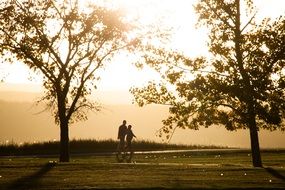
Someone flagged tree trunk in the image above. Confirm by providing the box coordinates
[249,126,262,167]
[59,120,69,162]
[234,0,262,168]
[248,105,262,167]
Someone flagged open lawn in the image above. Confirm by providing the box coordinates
[0,149,285,189]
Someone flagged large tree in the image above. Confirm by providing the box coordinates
[131,0,285,167]
[0,0,139,162]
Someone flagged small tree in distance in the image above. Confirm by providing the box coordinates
[131,0,285,167]
[0,0,141,162]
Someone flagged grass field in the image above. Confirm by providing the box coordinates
[1,149,285,189]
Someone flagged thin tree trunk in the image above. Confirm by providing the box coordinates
[248,105,262,167]
[59,120,69,162]
[249,126,262,167]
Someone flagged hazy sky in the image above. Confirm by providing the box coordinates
[1,91,285,148]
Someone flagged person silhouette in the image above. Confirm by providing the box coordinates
[126,125,136,150]
[117,120,127,152]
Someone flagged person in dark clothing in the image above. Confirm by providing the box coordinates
[125,125,136,150]
[117,120,127,152]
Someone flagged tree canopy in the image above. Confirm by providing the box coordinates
[131,0,285,167]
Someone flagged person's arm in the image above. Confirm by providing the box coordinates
[132,130,136,138]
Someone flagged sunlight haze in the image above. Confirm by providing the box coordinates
[3,0,285,90]
[0,0,285,148]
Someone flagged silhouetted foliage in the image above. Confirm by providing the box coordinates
[0,0,140,162]
[131,0,285,167]
[0,139,224,156]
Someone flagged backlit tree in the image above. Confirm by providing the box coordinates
[131,0,285,167]
[0,0,140,162]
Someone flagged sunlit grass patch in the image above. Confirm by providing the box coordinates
[0,152,285,189]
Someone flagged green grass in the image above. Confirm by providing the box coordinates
[0,139,227,156]
[0,150,285,189]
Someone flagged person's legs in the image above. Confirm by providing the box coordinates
[116,138,126,162]
[125,140,133,163]
[119,138,125,152]
[126,140,132,151]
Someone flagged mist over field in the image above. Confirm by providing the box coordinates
[0,88,284,148]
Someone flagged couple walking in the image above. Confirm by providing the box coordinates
[117,120,136,152]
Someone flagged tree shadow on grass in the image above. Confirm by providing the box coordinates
[264,167,285,182]
[8,162,56,190]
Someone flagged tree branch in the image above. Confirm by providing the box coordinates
[241,12,257,33]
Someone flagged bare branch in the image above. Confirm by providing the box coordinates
[241,12,257,33]
[167,62,230,77]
